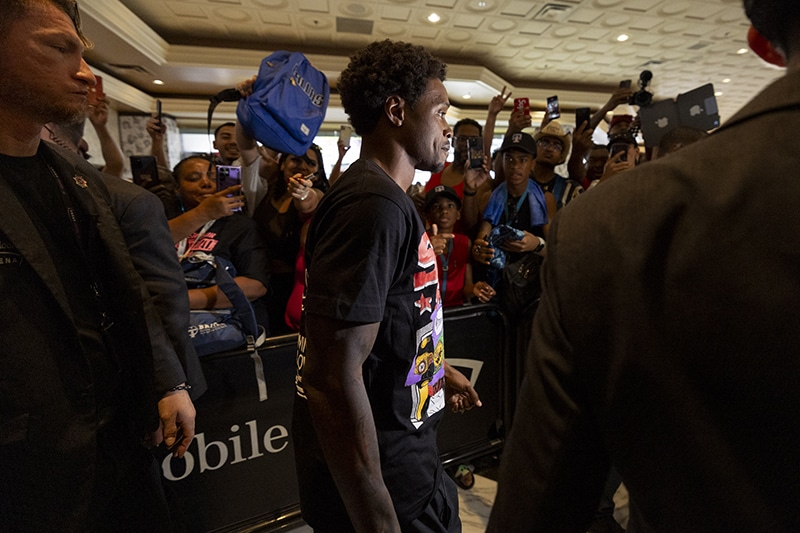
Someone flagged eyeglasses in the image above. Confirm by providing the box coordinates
[537,139,564,152]
[453,135,482,144]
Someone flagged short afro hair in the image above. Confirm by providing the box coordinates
[337,40,447,136]
[744,0,800,57]
[453,118,482,137]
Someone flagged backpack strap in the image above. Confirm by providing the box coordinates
[213,257,259,339]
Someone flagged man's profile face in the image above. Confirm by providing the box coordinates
[213,125,240,163]
[406,78,453,174]
[0,1,96,128]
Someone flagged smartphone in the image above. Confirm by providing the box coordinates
[609,142,629,162]
[575,107,591,128]
[88,75,103,106]
[619,79,632,89]
[513,97,530,117]
[339,124,352,148]
[156,99,163,127]
[546,95,560,120]
[130,155,160,188]
[466,136,484,169]
[216,165,242,212]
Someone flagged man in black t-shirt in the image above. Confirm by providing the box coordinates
[292,40,481,533]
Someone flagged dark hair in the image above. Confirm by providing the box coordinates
[453,118,482,137]
[272,144,328,199]
[172,154,214,185]
[0,1,89,47]
[214,122,236,139]
[338,40,447,136]
[744,0,800,57]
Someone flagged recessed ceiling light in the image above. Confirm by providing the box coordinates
[737,48,749,54]
[153,79,165,85]
[463,94,472,100]
[722,78,731,83]
[715,91,724,96]
[616,34,629,42]
[427,12,441,23]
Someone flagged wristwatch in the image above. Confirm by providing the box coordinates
[533,237,545,253]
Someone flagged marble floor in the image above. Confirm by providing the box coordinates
[284,475,629,532]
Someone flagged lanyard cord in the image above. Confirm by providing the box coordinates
[45,162,113,331]
[440,238,453,299]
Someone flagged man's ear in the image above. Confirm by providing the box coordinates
[385,95,405,128]
[748,25,787,67]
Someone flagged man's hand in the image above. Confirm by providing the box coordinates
[444,362,482,413]
[154,388,196,458]
[488,86,511,116]
[472,281,496,303]
[472,235,494,265]
[607,86,634,109]
[600,145,638,182]
[236,75,258,98]
[429,224,454,256]
[88,98,109,128]
[145,115,166,141]
[572,119,594,157]
[463,159,491,193]
[508,109,532,134]
[501,231,539,254]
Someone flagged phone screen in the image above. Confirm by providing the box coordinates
[340,125,352,147]
[619,79,632,89]
[216,165,242,212]
[513,97,530,116]
[609,142,629,162]
[467,137,484,169]
[546,95,560,120]
[130,155,160,188]
[156,99,163,126]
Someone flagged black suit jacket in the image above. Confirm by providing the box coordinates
[0,143,192,529]
[489,69,800,532]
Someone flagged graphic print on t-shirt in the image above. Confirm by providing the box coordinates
[406,232,446,429]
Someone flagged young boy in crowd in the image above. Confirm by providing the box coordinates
[425,185,496,307]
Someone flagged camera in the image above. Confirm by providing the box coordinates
[628,70,653,107]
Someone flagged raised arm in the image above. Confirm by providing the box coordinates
[88,98,124,178]
[483,86,511,158]
[303,314,401,533]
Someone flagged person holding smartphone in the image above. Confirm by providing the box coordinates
[170,156,270,329]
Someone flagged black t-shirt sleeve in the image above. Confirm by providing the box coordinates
[305,195,410,323]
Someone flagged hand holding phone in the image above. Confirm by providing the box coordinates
[216,165,243,212]
[546,95,561,120]
[466,136,484,169]
[339,125,352,148]
[130,155,160,188]
[514,97,530,117]
[575,107,591,129]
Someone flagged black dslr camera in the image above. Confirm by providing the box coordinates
[629,70,653,107]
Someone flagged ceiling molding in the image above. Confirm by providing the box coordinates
[80,0,168,66]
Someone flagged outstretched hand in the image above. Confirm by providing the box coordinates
[444,362,482,413]
[429,224,454,256]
